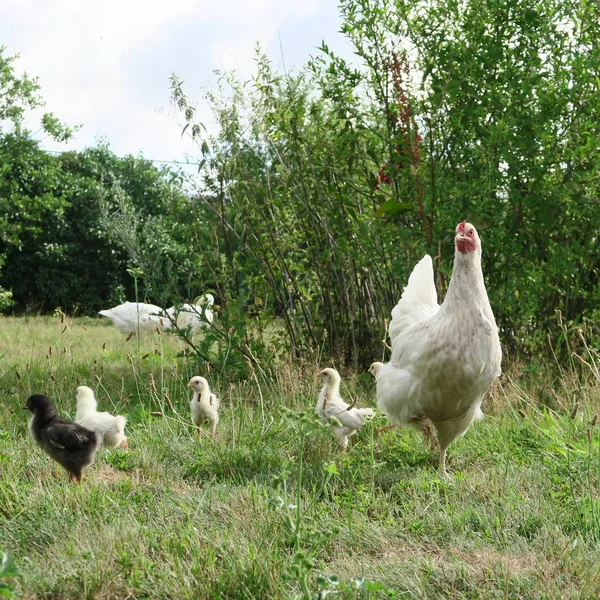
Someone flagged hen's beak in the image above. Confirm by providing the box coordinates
[22,404,29,410]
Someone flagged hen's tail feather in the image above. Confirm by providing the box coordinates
[389,255,440,346]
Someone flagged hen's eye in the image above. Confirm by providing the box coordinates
[468,230,474,236]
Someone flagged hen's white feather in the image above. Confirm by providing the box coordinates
[74,386,127,449]
[388,255,440,347]
[145,295,215,335]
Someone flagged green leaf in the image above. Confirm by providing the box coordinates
[374,200,414,218]
[323,462,339,475]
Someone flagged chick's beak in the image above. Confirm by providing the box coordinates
[22,404,29,410]
[187,382,193,388]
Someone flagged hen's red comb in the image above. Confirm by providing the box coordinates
[458,220,467,233]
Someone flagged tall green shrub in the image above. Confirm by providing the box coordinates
[170,0,600,366]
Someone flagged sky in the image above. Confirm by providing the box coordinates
[0,0,356,171]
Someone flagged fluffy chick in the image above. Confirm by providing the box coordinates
[75,386,128,450]
[24,394,100,482]
[316,368,375,450]
[368,362,384,378]
[188,376,219,439]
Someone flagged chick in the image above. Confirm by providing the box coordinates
[24,394,100,482]
[317,368,375,450]
[188,376,219,439]
[75,386,128,450]
[368,362,384,378]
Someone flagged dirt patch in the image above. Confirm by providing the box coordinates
[330,538,549,580]
[448,547,539,576]
[94,464,130,484]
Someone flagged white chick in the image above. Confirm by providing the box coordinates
[368,362,384,378]
[316,368,375,450]
[74,386,128,450]
[188,376,219,439]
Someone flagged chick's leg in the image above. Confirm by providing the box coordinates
[336,431,349,451]
[68,472,82,483]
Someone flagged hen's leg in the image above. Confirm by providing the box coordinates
[420,417,438,451]
[439,446,447,475]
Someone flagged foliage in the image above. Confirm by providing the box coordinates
[1,317,600,598]
[164,0,600,367]
[0,140,194,314]
[170,54,413,369]
[335,0,600,350]
[0,49,197,315]
[0,46,44,130]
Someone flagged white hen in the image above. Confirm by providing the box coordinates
[98,302,166,338]
[188,375,219,439]
[74,386,128,450]
[376,221,502,473]
[316,368,375,450]
[145,294,215,335]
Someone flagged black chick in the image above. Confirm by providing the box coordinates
[24,394,100,482]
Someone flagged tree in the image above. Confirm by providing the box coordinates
[168,0,600,367]
[0,46,76,308]
[1,142,194,314]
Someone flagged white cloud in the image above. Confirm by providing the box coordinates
[0,0,349,167]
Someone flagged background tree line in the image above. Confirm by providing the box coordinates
[1,0,599,369]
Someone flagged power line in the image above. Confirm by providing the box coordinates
[40,148,202,167]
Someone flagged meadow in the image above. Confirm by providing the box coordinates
[1,316,599,599]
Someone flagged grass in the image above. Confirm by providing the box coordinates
[1,315,599,598]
